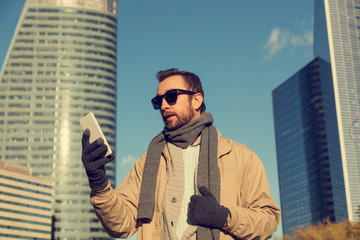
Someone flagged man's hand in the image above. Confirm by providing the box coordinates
[81,128,115,191]
[187,186,229,229]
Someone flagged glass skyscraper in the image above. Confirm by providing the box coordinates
[320,0,360,223]
[274,0,360,235]
[0,0,117,239]
[273,57,348,235]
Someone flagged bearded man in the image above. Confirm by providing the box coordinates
[81,68,280,240]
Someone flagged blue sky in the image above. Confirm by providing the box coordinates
[0,1,315,238]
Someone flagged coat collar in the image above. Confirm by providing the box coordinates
[217,130,232,158]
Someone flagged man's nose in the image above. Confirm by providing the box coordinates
[160,97,170,110]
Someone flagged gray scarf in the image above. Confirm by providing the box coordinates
[137,112,221,240]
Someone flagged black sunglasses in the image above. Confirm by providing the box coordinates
[151,89,196,110]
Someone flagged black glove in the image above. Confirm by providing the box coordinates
[81,128,115,191]
[187,186,229,229]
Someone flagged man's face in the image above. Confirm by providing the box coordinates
[156,75,200,130]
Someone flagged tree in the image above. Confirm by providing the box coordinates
[277,219,360,240]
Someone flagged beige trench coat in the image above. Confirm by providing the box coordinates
[91,133,280,240]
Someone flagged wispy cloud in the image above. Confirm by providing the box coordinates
[120,154,136,166]
[264,27,313,61]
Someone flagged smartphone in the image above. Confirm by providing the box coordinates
[79,112,112,157]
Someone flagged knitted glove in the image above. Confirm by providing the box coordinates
[81,128,115,191]
[188,186,229,229]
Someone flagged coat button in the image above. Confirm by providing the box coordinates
[171,197,177,203]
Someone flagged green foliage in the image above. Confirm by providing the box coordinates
[276,219,360,240]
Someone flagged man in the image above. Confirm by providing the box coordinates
[81,69,280,240]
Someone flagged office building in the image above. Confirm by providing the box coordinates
[0,161,53,239]
[319,0,360,223]
[273,57,348,234]
[0,0,117,238]
[274,0,360,234]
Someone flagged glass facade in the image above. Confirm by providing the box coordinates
[273,57,348,235]
[322,0,360,223]
[314,0,330,62]
[0,0,117,239]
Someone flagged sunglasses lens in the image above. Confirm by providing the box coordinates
[151,96,162,110]
[164,90,178,104]
[151,90,181,110]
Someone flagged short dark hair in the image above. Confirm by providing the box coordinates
[156,68,206,112]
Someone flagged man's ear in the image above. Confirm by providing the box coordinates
[192,93,203,111]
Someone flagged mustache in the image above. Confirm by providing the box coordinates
[162,111,177,120]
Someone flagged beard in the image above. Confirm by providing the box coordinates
[162,105,195,131]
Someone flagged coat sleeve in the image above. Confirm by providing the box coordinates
[223,143,281,240]
[90,152,147,239]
